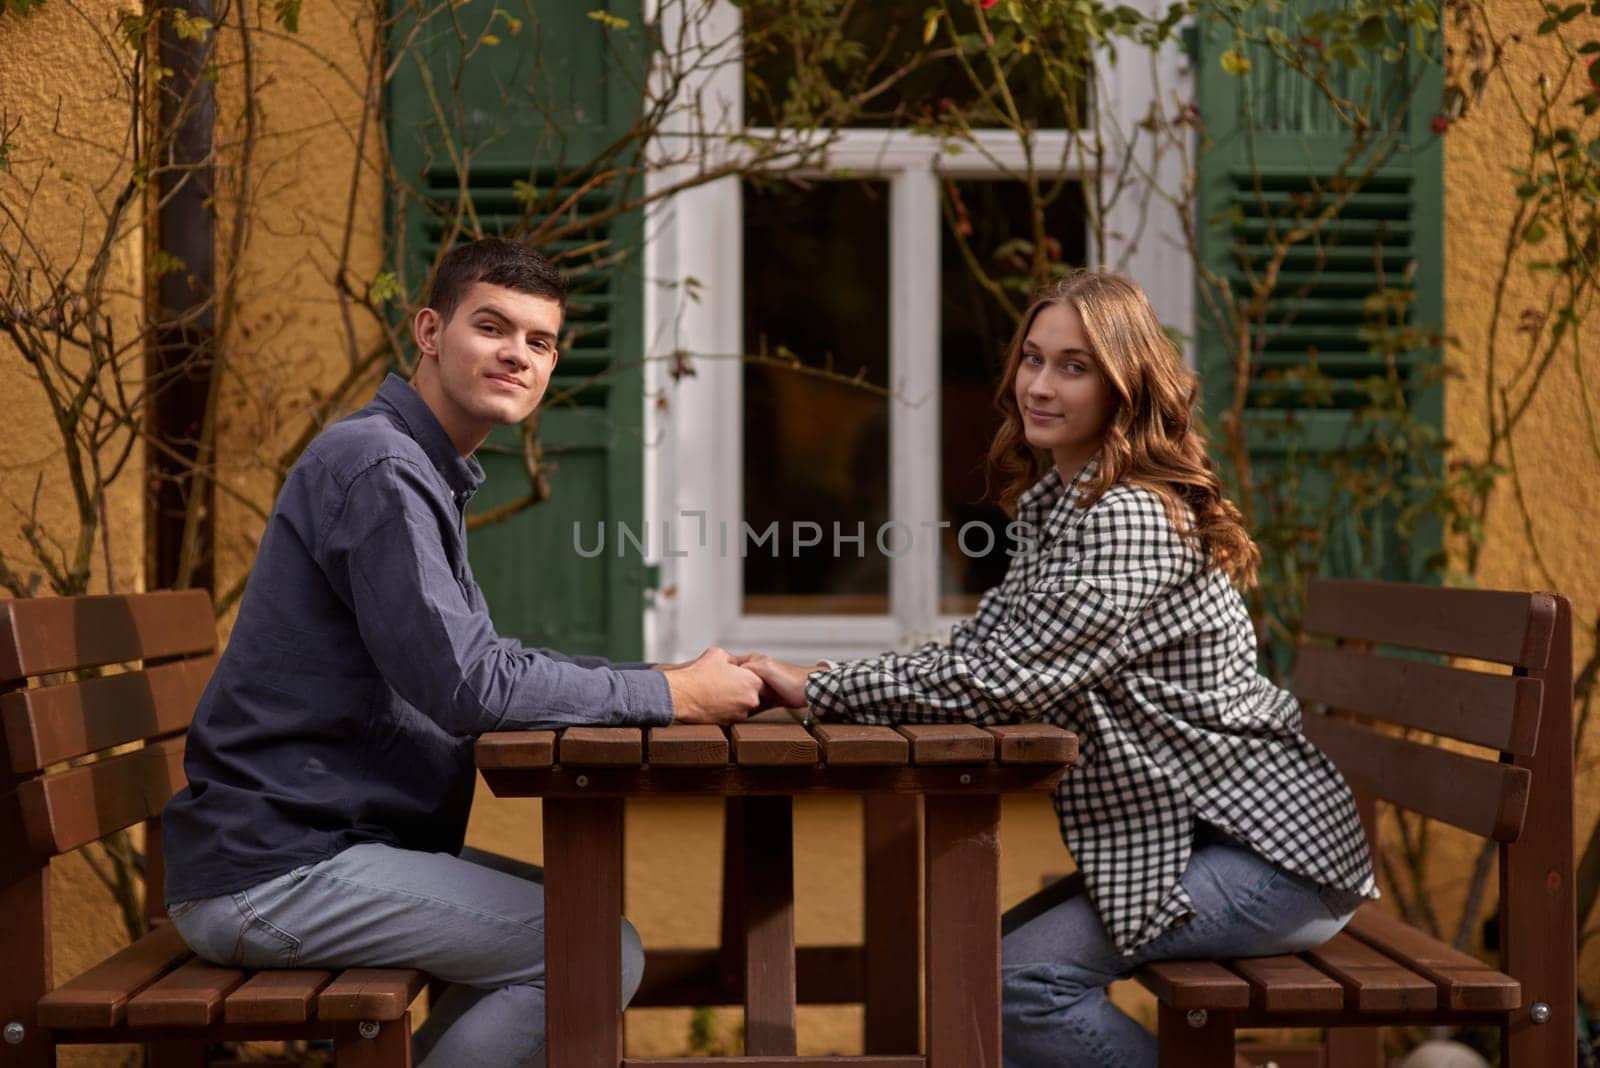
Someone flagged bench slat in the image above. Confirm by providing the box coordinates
[317,968,427,1021]
[2,654,215,773]
[1137,960,1251,1010]
[475,731,555,769]
[1303,932,1437,1012]
[812,724,909,766]
[731,723,818,766]
[559,727,643,766]
[1303,714,1530,841]
[985,725,1078,765]
[1303,579,1556,668]
[37,923,191,1028]
[224,969,335,1024]
[1343,904,1520,1011]
[1294,646,1540,755]
[1227,955,1345,1012]
[18,735,187,857]
[127,958,247,1027]
[897,725,995,765]
[0,590,216,682]
[647,725,729,767]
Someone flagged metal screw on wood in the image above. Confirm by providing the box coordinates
[576,775,590,788]
[959,773,972,785]
[1186,1009,1208,1028]
[3,1022,25,1045]
[1531,1002,1552,1024]
[358,1021,381,1040]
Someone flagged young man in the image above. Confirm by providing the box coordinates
[162,238,762,1067]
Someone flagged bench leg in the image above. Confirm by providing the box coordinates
[1325,1025,1381,1067]
[143,1039,208,1066]
[334,1014,412,1067]
[924,793,1000,1068]
[1157,1004,1235,1066]
[0,862,53,1067]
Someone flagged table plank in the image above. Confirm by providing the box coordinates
[559,726,643,766]
[475,731,555,769]
[813,724,909,766]
[648,725,729,767]
[731,723,818,766]
[899,724,995,765]
[986,725,1078,765]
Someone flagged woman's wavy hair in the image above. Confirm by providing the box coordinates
[985,269,1261,588]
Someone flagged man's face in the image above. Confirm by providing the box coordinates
[414,281,562,443]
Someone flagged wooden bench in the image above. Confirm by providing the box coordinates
[1136,579,1575,1067]
[0,590,424,1066]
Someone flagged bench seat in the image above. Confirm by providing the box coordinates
[1137,904,1521,1028]
[37,921,423,1040]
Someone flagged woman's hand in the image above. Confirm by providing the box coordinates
[735,653,823,709]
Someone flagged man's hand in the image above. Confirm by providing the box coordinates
[662,647,764,725]
[735,653,820,709]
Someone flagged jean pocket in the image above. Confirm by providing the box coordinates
[232,913,302,968]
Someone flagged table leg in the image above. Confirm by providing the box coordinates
[924,793,1001,1068]
[545,796,624,1068]
[741,795,796,1056]
[864,793,920,1053]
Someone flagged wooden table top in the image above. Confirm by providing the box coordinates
[476,719,1079,798]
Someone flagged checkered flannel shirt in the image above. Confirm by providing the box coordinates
[805,460,1378,955]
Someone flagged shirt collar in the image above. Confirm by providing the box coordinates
[374,373,486,500]
[1017,454,1101,526]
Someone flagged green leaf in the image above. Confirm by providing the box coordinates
[478,33,499,46]
[1220,48,1251,75]
[586,9,629,30]
[1537,16,1559,32]
[273,0,300,33]
[1560,2,1586,19]
[1523,220,1548,244]
[1579,41,1600,54]
[170,10,212,41]
[923,10,939,45]
[0,139,10,173]
[369,271,401,303]
[1358,16,1384,47]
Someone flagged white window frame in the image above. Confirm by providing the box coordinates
[643,0,1193,664]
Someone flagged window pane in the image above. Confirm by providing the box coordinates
[939,180,1088,614]
[743,178,891,615]
[743,1,1087,130]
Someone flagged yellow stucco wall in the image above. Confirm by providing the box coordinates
[1428,0,1600,991]
[1,2,149,1065]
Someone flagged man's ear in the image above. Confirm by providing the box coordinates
[413,306,442,359]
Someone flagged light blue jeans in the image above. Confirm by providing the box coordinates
[168,842,645,1068]
[1000,827,1363,1068]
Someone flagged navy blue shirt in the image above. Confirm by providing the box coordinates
[163,375,673,903]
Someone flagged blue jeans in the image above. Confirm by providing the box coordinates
[1000,828,1363,1068]
[169,843,645,1068]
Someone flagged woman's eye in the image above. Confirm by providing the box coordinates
[1024,352,1043,365]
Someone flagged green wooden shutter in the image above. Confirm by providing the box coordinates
[388,2,649,659]
[1195,7,1444,596]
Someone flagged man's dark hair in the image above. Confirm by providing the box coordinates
[425,237,567,323]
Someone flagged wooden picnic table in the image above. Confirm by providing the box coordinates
[476,717,1078,1068]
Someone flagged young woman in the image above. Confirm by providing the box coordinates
[743,270,1376,1067]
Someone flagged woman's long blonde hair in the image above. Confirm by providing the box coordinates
[985,270,1261,588]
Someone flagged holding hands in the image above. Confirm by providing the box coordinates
[656,649,827,724]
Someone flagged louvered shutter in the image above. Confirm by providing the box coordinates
[388,3,649,659]
[1194,9,1444,611]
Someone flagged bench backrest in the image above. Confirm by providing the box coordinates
[0,590,217,989]
[1296,578,1574,1055]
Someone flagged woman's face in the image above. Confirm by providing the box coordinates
[1013,302,1119,476]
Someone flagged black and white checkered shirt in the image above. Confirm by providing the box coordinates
[805,460,1377,955]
